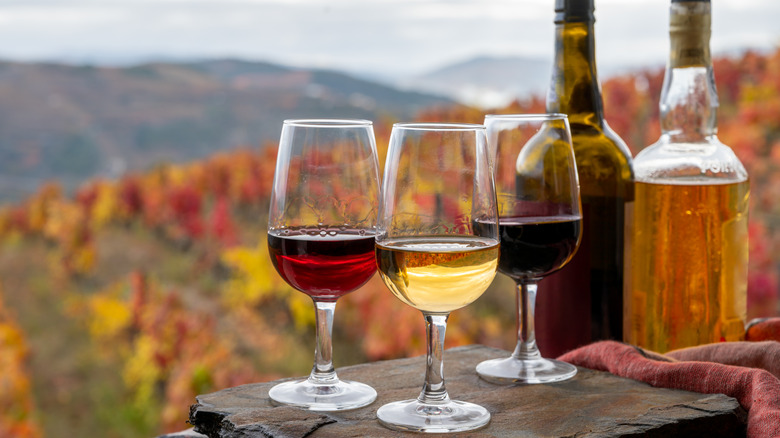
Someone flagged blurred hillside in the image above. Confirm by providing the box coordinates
[397,55,551,109]
[0,59,453,201]
[0,47,778,438]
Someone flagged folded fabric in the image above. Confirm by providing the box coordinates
[558,340,780,438]
[666,341,780,380]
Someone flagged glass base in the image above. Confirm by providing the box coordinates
[476,356,577,384]
[377,399,490,433]
[268,378,377,411]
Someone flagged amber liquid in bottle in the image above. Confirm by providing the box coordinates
[627,181,748,352]
[625,0,748,353]
[536,0,634,358]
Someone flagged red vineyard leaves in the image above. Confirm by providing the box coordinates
[210,196,238,247]
[118,176,145,220]
[0,142,280,277]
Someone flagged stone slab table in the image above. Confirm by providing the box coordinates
[188,345,746,437]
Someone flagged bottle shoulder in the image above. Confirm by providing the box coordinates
[633,135,748,184]
[602,121,634,160]
[570,122,633,169]
[568,122,634,197]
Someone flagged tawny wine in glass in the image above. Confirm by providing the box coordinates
[267,119,379,410]
[375,123,499,433]
[476,114,582,384]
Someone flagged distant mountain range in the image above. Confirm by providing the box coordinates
[0,59,453,201]
[397,56,552,109]
[0,55,562,201]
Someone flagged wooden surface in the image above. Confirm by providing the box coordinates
[189,345,746,437]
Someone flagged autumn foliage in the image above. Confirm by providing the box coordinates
[0,289,40,438]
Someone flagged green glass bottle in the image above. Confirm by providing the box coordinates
[536,0,634,357]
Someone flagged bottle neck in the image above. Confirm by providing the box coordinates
[546,20,605,127]
[659,1,718,142]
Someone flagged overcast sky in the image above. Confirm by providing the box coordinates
[0,0,778,77]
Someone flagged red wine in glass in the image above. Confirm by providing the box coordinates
[266,118,379,411]
[268,228,376,301]
[473,215,580,280]
[494,215,581,280]
[476,113,582,385]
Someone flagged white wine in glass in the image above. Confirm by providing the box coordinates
[375,123,499,433]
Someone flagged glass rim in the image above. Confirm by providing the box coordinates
[484,113,568,121]
[392,122,486,131]
[283,118,373,128]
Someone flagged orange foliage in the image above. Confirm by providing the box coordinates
[0,286,41,438]
[69,271,262,433]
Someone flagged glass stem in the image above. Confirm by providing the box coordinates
[512,280,543,360]
[308,300,338,385]
[418,313,451,406]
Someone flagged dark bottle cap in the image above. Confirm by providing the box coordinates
[671,0,710,2]
[555,0,595,23]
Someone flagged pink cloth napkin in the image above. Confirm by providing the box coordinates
[559,340,780,438]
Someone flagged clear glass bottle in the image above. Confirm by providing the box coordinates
[536,0,634,358]
[624,0,749,353]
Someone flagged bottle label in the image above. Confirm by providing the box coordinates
[669,3,711,68]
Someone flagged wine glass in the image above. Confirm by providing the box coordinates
[375,123,499,433]
[266,119,379,410]
[476,114,582,384]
